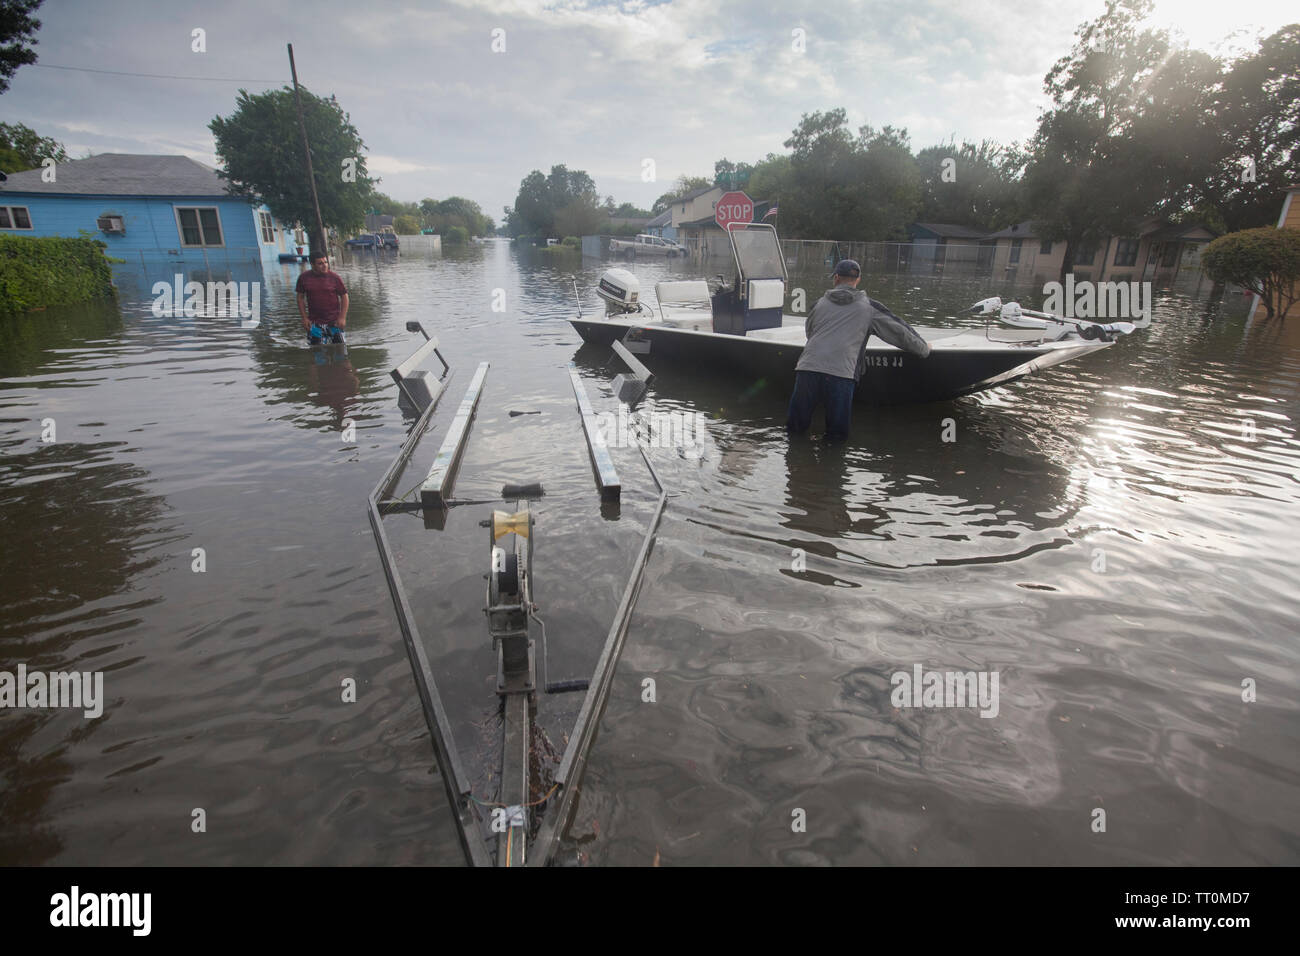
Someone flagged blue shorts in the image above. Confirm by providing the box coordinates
[308,324,345,344]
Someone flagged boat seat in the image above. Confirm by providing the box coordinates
[656,280,714,330]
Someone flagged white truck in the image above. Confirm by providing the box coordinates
[608,233,687,260]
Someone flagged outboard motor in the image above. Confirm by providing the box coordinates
[595,268,641,315]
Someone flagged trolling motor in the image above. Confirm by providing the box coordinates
[965,296,1139,342]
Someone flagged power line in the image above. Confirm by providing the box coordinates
[30,62,283,83]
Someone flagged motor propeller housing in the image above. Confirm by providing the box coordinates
[595,268,642,315]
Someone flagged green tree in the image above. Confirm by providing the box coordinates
[0,120,66,172]
[368,193,419,219]
[915,139,1024,231]
[651,175,711,215]
[1200,25,1300,231]
[782,109,863,238]
[507,164,602,237]
[855,124,922,240]
[713,158,754,190]
[418,196,492,236]
[554,200,602,237]
[746,153,793,211]
[210,85,374,245]
[418,197,442,229]
[1201,227,1300,321]
[778,109,920,240]
[1022,0,1187,280]
[0,0,41,94]
[393,213,420,234]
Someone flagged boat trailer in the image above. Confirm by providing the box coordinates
[368,326,666,866]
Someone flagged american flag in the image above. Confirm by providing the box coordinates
[763,204,779,219]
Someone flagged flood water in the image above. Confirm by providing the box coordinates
[1,241,1297,866]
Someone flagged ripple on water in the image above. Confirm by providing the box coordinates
[1,256,1297,865]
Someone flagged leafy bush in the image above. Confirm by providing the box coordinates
[561,236,581,247]
[0,235,117,315]
[1201,227,1300,320]
[393,214,420,234]
[444,225,470,245]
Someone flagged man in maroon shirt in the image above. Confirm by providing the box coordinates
[296,252,349,343]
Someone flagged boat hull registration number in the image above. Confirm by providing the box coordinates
[863,355,904,367]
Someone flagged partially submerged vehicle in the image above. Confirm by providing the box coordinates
[571,223,1146,405]
[346,226,400,250]
[608,233,687,260]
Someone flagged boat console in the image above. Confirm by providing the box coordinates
[709,222,788,335]
[592,222,790,336]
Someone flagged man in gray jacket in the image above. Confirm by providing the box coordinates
[786,259,931,441]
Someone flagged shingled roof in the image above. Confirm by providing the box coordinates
[911,222,988,239]
[982,220,1039,239]
[0,153,233,197]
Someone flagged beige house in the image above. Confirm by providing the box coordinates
[668,186,774,260]
[984,219,1218,287]
[670,185,726,258]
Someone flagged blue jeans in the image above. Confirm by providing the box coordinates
[786,370,856,441]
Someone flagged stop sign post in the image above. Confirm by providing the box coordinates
[715,191,754,230]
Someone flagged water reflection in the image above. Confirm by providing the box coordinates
[0,444,173,864]
[1,240,1295,867]
[305,347,361,429]
[0,300,124,379]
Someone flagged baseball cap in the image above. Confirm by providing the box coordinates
[830,259,861,278]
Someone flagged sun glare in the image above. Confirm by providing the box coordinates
[1148,0,1294,56]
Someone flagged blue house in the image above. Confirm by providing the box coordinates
[644,209,677,242]
[0,153,297,269]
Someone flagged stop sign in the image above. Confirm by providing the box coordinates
[714,191,754,229]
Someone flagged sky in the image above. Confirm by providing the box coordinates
[2,0,1295,224]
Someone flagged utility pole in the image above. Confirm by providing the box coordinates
[287,43,328,256]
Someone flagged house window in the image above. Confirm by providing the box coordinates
[1040,239,1053,254]
[259,211,275,244]
[1160,243,1179,268]
[175,206,224,247]
[1113,238,1139,267]
[0,206,33,229]
[1075,242,1097,265]
[1009,239,1022,263]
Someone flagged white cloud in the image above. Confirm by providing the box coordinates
[366,154,446,176]
[5,0,1293,220]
